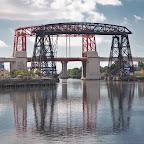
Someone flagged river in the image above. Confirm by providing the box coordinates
[0,79,144,144]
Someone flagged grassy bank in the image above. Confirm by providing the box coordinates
[135,73,144,77]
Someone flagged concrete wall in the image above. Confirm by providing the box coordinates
[10,51,27,71]
[61,61,68,79]
[82,51,101,80]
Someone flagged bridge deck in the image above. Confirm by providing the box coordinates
[27,57,88,62]
[0,58,16,62]
[0,57,144,62]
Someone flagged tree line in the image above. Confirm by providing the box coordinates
[67,66,108,78]
[67,67,82,78]
[10,69,40,76]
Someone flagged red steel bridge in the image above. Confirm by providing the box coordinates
[13,22,133,78]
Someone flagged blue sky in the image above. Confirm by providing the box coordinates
[0,0,143,69]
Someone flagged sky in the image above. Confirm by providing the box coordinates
[0,0,144,71]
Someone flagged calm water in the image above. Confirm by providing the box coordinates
[0,79,144,144]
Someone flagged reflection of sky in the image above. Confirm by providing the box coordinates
[0,93,15,132]
[0,104,6,115]
[0,104,15,132]
[57,79,82,98]
[1,80,144,143]
[137,82,144,97]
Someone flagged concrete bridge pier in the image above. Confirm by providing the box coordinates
[81,61,86,79]
[61,61,68,79]
[81,51,101,80]
[10,51,27,71]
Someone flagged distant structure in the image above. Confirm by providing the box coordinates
[12,22,134,80]
[0,62,4,70]
[0,62,9,79]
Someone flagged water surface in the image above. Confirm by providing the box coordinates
[0,79,144,143]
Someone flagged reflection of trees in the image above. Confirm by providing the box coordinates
[107,82,135,131]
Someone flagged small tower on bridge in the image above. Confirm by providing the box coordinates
[31,34,57,77]
[108,35,134,80]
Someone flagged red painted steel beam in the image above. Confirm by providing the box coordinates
[13,25,40,56]
[27,57,87,62]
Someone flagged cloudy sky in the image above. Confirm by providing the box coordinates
[0,0,143,70]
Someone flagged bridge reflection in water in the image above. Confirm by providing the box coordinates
[9,80,137,138]
[29,80,100,136]
[106,82,135,132]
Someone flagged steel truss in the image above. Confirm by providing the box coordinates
[13,22,134,77]
[33,22,132,35]
[108,35,134,77]
[82,35,96,57]
[13,26,39,56]
[31,34,57,76]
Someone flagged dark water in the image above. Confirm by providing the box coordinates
[0,79,144,144]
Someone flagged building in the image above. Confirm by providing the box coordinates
[0,70,9,79]
[0,62,4,70]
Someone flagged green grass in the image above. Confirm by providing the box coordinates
[135,73,144,76]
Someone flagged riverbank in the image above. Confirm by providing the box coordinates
[0,78,58,89]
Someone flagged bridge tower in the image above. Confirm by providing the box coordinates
[11,26,39,71]
[81,35,101,80]
[31,34,57,77]
[108,35,134,79]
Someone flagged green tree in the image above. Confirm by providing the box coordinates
[10,70,35,76]
[100,66,108,73]
[138,61,144,69]
[35,70,41,76]
[67,67,82,78]
[10,69,17,75]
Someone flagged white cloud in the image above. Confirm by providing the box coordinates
[57,36,110,47]
[0,0,122,22]
[133,15,143,21]
[95,36,111,44]
[28,37,35,43]
[95,0,122,6]
[24,0,49,8]
[121,17,129,26]
[0,40,8,48]
[86,11,106,22]
[58,37,81,47]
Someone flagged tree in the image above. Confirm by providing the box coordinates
[138,61,144,69]
[35,70,41,76]
[9,70,36,76]
[9,69,17,75]
[100,66,108,73]
[67,67,82,78]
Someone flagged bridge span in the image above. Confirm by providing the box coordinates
[1,55,143,79]
[99,57,144,62]
[0,57,144,63]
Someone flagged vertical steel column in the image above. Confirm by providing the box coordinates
[31,34,57,77]
[120,35,134,75]
[82,35,97,57]
[108,35,134,77]
[108,36,120,76]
